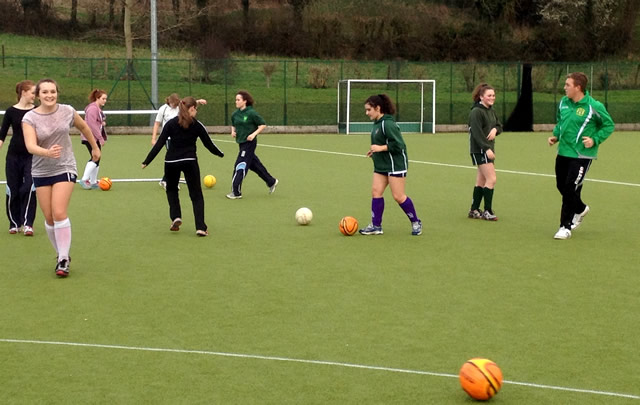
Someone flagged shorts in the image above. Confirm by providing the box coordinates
[33,172,78,187]
[375,171,407,178]
[470,152,494,166]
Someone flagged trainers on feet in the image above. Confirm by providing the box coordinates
[91,182,100,189]
[55,259,70,277]
[24,226,34,236]
[554,226,572,240]
[9,227,19,234]
[411,220,423,236]
[170,217,182,231]
[196,230,209,237]
[468,209,483,219]
[80,180,92,190]
[159,180,167,190]
[359,223,383,235]
[483,209,498,221]
[226,192,242,199]
[269,179,279,194]
[571,205,590,230]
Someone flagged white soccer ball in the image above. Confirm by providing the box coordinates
[295,207,313,225]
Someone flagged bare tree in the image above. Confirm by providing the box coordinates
[196,0,208,33]
[124,0,134,61]
[287,0,312,21]
[263,62,276,88]
[70,0,78,27]
[173,0,180,21]
[242,0,249,25]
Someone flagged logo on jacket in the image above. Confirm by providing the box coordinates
[576,108,586,117]
[243,116,248,121]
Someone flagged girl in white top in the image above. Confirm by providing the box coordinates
[151,93,180,146]
[22,78,101,277]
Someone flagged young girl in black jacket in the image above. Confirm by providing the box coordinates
[142,97,224,236]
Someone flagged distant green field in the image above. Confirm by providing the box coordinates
[1,132,639,403]
[3,33,640,126]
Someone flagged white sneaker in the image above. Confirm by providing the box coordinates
[226,192,242,199]
[553,227,572,240]
[269,179,279,194]
[571,205,590,230]
[80,179,92,190]
[159,180,167,190]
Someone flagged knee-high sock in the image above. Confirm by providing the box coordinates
[82,161,97,182]
[372,197,384,227]
[483,187,494,212]
[90,165,100,184]
[399,197,419,222]
[54,218,72,261]
[45,221,57,255]
[471,186,483,210]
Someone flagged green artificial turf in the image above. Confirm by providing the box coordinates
[1,132,638,403]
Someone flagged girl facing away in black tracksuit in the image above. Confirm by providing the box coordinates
[142,96,224,236]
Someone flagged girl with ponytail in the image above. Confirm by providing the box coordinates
[79,89,108,189]
[142,96,224,236]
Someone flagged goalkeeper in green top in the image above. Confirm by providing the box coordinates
[359,94,422,236]
[548,72,614,240]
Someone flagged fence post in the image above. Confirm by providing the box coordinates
[224,58,229,126]
[604,61,609,108]
[449,63,453,124]
[283,60,288,125]
[502,63,506,124]
[189,59,193,95]
[127,61,132,125]
[516,63,521,99]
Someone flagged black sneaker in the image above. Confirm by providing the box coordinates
[55,259,70,277]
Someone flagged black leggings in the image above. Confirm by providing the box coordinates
[164,159,207,231]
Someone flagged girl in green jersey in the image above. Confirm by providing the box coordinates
[359,94,422,236]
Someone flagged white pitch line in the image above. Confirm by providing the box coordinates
[251,141,640,187]
[1,141,637,187]
[1,338,638,400]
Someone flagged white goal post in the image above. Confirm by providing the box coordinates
[337,79,436,134]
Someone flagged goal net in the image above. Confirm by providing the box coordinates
[338,79,436,134]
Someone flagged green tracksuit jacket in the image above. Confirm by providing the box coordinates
[370,114,408,174]
[552,92,614,159]
[468,102,502,154]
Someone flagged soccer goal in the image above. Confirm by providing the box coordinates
[338,79,436,134]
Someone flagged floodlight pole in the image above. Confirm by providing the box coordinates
[150,0,158,114]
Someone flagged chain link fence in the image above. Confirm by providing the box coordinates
[2,56,638,128]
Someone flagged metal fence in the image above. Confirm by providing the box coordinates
[1,56,639,128]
